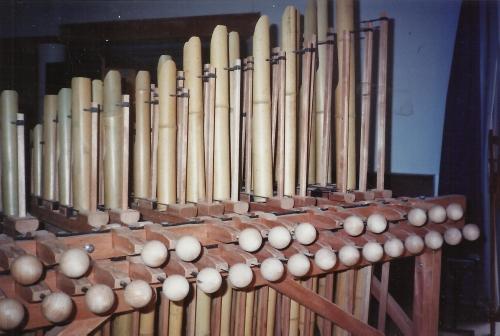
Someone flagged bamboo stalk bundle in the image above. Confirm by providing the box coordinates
[42,95,58,201]
[57,88,72,206]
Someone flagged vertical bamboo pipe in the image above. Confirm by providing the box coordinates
[376,18,389,190]
[103,70,123,210]
[204,65,216,202]
[252,16,273,200]
[133,71,151,199]
[335,0,356,189]
[184,37,206,202]
[281,6,298,196]
[244,58,254,195]
[33,124,43,198]
[266,287,277,336]
[168,300,184,335]
[1,91,19,217]
[57,88,72,206]
[211,25,231,201]
[16,113,26,218]
[150,84,159,201]
[42,95,57,201]
[92,79,104,205]
[195,288,211,335]
[112,313,132,336]
[71,78,92,212]
[316,0,328,180]
[157,57,177,205]
[229,32,240,202]
[220,282,233,336]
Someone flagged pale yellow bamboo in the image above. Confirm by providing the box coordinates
[376,18,389,190]
[220,284,233,336]
[316,0,328,180]
[289,299,300,336]
[195,288,211,335]
[184,37,206,202]
[112,313,132,336]
[266,287,277,336]
[71,78,92,212]
[211,25,231,201]
[133,71,151,199]
[103,70,123,209]
[33,124,43,198]
[150,85,159,200]
[139,310,155,336]
[252,16,273,200]
[229,32,240,202]
[92,79,104,206]
[157,58,177,205]
[42,95,57,201]
[244,290,255,336]
[16,113,26,218]
[57,88,72,206]
[168,300,184,336]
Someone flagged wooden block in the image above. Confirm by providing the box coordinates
[167,203,198,218]
[222,200,249,214]
[128,256,166,283]
[92,260,131,288]
[197,201,225,217]
[193,248,229,271]
[15,281,51,302]
[57,273,92,295]
[352,190,375,201]
[35,231,68,265]
[218,244,258,266]
[267,197,294,210]
[329,192,356,203]
[0,234,26,269]
[371,189,392,199]
[292,195,317,207]
[163,252,198,277]
[109,208,141,225]
[111,227,146,254]
[4,215,39,235]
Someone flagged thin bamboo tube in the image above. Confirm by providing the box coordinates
[184,37,206,202]
[220,281,233,336]
[1,91,19,217]
[282,6,298,196]
[103,70,123,210]
[178,88,189,205]
[57,88,72,205]
[133,71,151,199]
[289,298,300,336]
[42,95,57,201]
[121,95,130,210]
[244,290,255,336]
[157,58,177,205]
[244,58,254,194]
[90,103,99,213]
[376,18,389,190]
[252,16,273,200]
[266,287,277,336]
[340,31,350,193]
[112,313,132,336]
[71,78,92,212]
[210,25,230,201]
[229,32,240,201]
[168,300,184,335]
[271,47,280,168]
[16,113,26,218]
[358,27,374,192]
[92,79,104,206]
[195,288,211,335]
[335,0,356,189]
[276,52,286,197]
[203,64,216,202]
[33,124,43,198]
[0,131,2,213]
[150,85,159,200]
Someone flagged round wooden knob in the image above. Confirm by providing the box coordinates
[294,222,317,245]
[0,298,24,331]
[42,292,73,324]
[444,227,462,246]
[59,248,90,278]
[267,226,291,250]
[446,203,464,221]
[343,216,364,236]
[85,284,115,314]
[408,208,427,227]
[141,240,168,267]
[338,245,360,267]
[124,280,153,309]
[405,235,424,254]
[362,242,384,263]
[196,267,222,294]
[287,253,310,277]
[424,231,443,250]
[228,263,253,289]
[162,275,190,301]
[11,255,43,285]
[238,228,262,252]
[463,224,480,241]
[384,238,404,258]
[260,258,284,282]
[175,235,201,262]
[366,213,387,234]
[428,205,446,224]
[314,248,337,271]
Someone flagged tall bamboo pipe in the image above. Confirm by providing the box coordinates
[16,113,26,217]
[1,91,19,216]
[71,78,92,212]
[103,70,123,210]
[316,0,328,180]
[33,124,43,198]
[229,31,240,201]
[157,57,177,205]
[211,25,231,201]
[57,89,72,206]
[281,6,298,197]
[133,71,151,199]
[184,37,206,202]
[335,0,356,189]
[252,16,273,200]
[42,95,57,201]
[376,18,389,190]
[92,79,104,205]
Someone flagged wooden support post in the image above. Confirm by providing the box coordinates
[377,262,390,331]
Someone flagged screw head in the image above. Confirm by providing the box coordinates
[84,243,95,253]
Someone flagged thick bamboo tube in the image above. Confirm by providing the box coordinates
[335,0,356,189]
[184,37,206,202]
[1,91,19,217]
[195,288,211,335]
[220,282,233,336]
[71,78,92,212]
[42,95,57,201]
[168,300,184,335]
[376,18,389,190]
[252,16,273,200]
[281,6,298,196]
[211,25,230,201]
[139,308,155,336]
[150,85,159,200]
[16,113,26,218]
[33,124,43,197]
[316,0,328,180]
[92,79,104,205]
[244,290,255,336]
[103,70,123,210]
[57,88,72,206]
[157,58,177,205]
[112,313,132,336]
[243,58,254,194]
[133,71,151,199]
[229,32,240,201]
[275,52,286,197]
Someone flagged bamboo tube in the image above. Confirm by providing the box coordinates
[57,88,72,206]
[220,282,233,336]
[121,95,130,210]
[244,290,255,336]
[112,313,132,336]
[103,70,123,210]
[229,32,240,201]
[1,91,19,217]
[376,18,389,190]
[157,58,177,205]
[92,79,104,205]
[138,304,154,335]
[252,16,273,200]
[205,65,216,202]
[244,58,254,194]
[178,88,189,205]
[184,37,206,202]
[275,52,286,197]
[42,95,57,201]
[150,84,159,200]
[168,300,184,335]
[195,288,211,335]
[335,0,356,189]
[33,124,43,197]
[289,298,300,336]
[71,78,92,212]
[176,70,185,201]
[266,287,277,336]
[316,0,328,180]
[16,113,26,218]
[133,71,151,199]
[340,31,350,193]
[211,25,231,201]
[0,133,2,213]
[281,6,298,196]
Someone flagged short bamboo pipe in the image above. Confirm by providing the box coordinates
[1,90,19,217]
[42,95,58,201]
